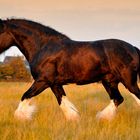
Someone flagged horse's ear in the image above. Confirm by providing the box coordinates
[0,19,4,33]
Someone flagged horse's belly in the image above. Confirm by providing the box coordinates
[56,48,108,84]
[56,64,104,85]
[74,69,104,84]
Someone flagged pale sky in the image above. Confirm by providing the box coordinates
[0,0,140,61]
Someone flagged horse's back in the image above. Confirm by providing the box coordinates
[33,39,139,85]
[102,39,139,70]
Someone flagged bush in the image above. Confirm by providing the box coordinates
[0,57,32,82]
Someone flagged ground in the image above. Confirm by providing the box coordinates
[0,82,139,140]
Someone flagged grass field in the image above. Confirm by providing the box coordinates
[0,82,139,140]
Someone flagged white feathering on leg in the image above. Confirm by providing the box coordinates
[14,99,36,120]
[96,100,117,121]
[60,96,80,121]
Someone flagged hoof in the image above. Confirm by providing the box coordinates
[60,96,80,121]
[96,100,117,121]
[96,110,116,121]
[14,100,36,120]
[64,110,80,121]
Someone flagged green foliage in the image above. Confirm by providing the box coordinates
[0,57,31,82]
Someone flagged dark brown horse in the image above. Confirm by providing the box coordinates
[0,18,140,121]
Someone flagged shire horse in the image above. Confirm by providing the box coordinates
[0,18,140,121]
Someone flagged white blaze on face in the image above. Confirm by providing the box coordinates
[60,96,80,121]
[96,100,117,121]
[130,94,140,106]
[14,99,36,120]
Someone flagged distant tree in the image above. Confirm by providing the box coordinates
[0,64,14,80]
[0,56,32,82]
[9,57,31,81]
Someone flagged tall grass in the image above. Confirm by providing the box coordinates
[0,82,139,140]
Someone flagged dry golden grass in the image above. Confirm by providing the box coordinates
[0,82,139,140]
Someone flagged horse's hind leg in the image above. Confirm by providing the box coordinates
[125,82,140,106]
[51,85,80,121]
[96,81,124,120]
[121,69,140,106]
[14,79,49,120]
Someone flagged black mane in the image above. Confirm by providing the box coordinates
[5,18,70,39]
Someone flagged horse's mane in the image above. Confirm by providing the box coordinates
[5,18,70,40]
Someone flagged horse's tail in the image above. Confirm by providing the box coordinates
[134,47,140,80]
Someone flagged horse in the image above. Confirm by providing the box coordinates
[0,18,140,121]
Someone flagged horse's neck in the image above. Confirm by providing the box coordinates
[11,30,40,63]
[8,24,68,63]
[0,32,15,54]
[17,42,38,63]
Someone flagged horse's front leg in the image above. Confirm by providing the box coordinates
[14,79,49,120]
[51,85,80,121]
